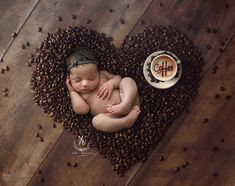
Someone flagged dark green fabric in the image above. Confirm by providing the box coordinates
[66,48,98,72]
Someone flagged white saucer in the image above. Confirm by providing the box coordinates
[143,50,182,89]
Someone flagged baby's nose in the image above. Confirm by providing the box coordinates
[82,80,89,87]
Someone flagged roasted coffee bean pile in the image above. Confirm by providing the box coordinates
[30,25,204,176]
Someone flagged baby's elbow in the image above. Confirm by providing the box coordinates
[73,105,89,115]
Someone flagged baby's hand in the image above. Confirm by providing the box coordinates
[98,81,114,99]
[66,76,75,92]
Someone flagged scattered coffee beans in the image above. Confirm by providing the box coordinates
[85,19,92,24]
[37,124,42,130]
[37,169,42,174]
[73,162,78,167]
[206,44,212,50]
[26,41,30,46]
[38,177,44,183]
[159,156,164,161]
[219,86,226,91]
[72,14,76,20]
[203,118,209,123]
[57,16,62,22]
[31,26,204,176]
[120,19,125,24]
[11,32,17,38]
[225,95,231,100]
[39,137,44,142]
[36,133,40,138]
[214,94,220,99]
[38,27,42,32]
[182,147,188,152]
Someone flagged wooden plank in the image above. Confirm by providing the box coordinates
[0,0,152,185]
[130,0,235,72]
[129,36,235,186]
[0,0,39,58]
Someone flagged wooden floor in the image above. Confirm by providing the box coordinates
[0,0,234,185]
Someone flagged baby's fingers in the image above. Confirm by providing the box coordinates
[101,89,109,99]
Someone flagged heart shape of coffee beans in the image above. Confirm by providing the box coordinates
[31,25,204,176]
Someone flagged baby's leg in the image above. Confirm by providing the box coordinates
[92,105,141,133]
[106,77,138,116]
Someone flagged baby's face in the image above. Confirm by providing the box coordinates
[69,63,100,94]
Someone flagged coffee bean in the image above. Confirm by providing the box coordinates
[186,24,192,30]
[206,27,211,33]
[25,62,31,67]
[37,124,42,129]
[57,16,62,22]
[206,44,212,50]
[85,19,92,24]
[21,44,26,49]
[224,3,229,8]
[0,55,3,62]
[225,95,231,100]
[5,66,9,71]
[3,88,8,92]
[219,86,226,91]
[52,123,56,128]
[1,68,4,73]
[212,146,218,151]
[11,32,17,38]
[214,94,220,99]
[203,118,209,123]
[72,14,76,20]
[220,138,225,143]
[120,19,125,24]
[159,155,164,161]
[26,41,30,46]
[73,162,78,167]
[181,161,189,168]
[213,172,218,177]
[218,48,224,53]
[140,20,145,25]
[212,28,217,34]
[66,162,71,166]
[39,137,44,142]
[182,147,188,152]
[37,169,42,174]
[174,166,180,172]
[36,133,40,138]
[109,8,113,12]
[38,177,44,183]
[3,92,8,97]
[38,27,42,32]
[56,28,61,32]
[220,41,225,46]
[158,2,164,7]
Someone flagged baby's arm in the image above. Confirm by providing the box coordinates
[66,77,89,115]
[98,70,122,99]
[100,70,122,88]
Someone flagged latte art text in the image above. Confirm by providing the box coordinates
[154,60,174,77]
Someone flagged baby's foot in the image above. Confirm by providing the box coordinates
[106,103,132,116]
[125,105,141,128]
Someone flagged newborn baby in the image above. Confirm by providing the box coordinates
[66,48,141,132]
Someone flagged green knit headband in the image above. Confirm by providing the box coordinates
[66,48,98,72]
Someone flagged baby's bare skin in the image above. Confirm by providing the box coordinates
[66,63,141,132]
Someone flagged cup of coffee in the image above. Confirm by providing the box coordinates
[150,54,178,81]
